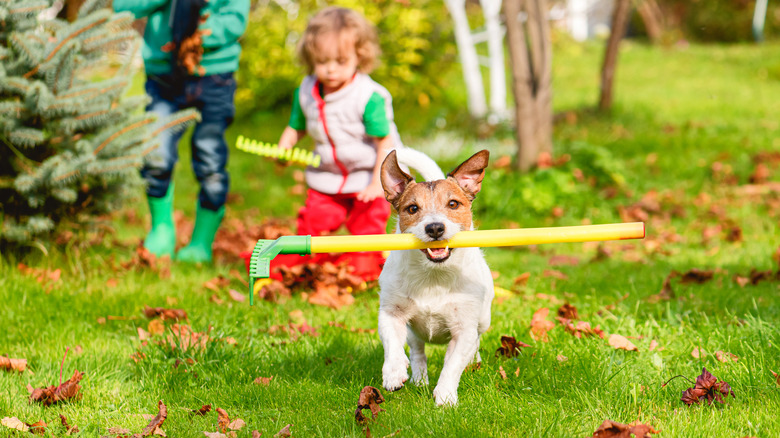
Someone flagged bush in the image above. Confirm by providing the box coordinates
[649,0,780,42]
[236,0,457,114]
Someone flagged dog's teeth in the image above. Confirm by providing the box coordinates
[445,245,449,252]
[427,248,435,257]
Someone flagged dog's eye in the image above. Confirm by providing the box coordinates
[448,200,460,209]
[406,204,419,214]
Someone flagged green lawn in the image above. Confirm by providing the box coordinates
[2,41,780,437]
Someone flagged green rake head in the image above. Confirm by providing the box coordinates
[249,235,311,305]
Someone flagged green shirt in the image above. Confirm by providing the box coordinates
[289,88,390,138]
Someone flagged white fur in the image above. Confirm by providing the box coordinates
[377,153,494,406]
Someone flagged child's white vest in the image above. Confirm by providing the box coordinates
[298,73,403,195]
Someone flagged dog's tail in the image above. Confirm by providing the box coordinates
[393,147,446,182]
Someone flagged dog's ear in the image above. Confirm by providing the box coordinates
[381,150,414,204]
[448,150,489,199]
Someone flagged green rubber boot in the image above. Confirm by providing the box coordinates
[176,203,225,263]
[143,184,175,257]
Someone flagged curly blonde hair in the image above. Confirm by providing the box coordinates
[297,7,380,74]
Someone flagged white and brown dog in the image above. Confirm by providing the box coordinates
[378,149,494,406]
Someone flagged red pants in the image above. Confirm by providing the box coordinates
[268,189,390,281]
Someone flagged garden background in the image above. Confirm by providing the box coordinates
[2,0,780,436]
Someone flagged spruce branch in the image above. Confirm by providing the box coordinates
[23,16,109,78]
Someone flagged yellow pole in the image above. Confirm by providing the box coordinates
[310,222,644,253]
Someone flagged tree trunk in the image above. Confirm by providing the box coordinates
[599,0,631,112]
[445,0,488,118]
[504,0,553,171]
[635,0,664,43]
[480,0,507,118]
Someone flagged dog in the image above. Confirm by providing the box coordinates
[378,149,493,406]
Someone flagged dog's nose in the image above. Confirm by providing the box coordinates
[425,222,445,239]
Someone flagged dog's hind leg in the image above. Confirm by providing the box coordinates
[407,329,428,386]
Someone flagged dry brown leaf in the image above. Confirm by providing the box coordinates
[530,308,555,341]
[204,433,228,438]
[548,255,580,266]
[274,424,292,438]
[29,369,84,405]
[0,355,27,372]
[498,366,508,380]
[495,335,531,358]
[608,334,638,352]
[771,370,780,386]
[143,306,188,321]
[227,419,246,430]
[140,401,168,436]
[228,289,246,302]
[190,405,212,416]
[252,431,261,438]
[27,420,47,435]
[355,386,385,425]
[254,376,273,386]
[59,414,79,434]
[681,367,735,405]
[148,319,165,336]
[217,408,230,433]
[590,419,658,437]
[513,272,531,287]
[691,347,705,359]
[1,417,29,432]
[556,355,568,362]
[556,303,579,320]
[648,340,659,352]
[715,351,738,363]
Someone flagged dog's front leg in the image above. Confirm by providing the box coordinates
[434,328,479,406]
[407,329,428,385]
[378,308,409,391]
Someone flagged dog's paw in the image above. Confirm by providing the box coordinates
[411,373,429,386]
[382,359,409,392]
[433,385,458,406]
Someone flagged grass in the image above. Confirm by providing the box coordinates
[2,40,780,437]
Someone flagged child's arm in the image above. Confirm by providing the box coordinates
[278,126,306,150]
[356,135,392,202]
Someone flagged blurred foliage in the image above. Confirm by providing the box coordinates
[642,0,780,42]
[475,143,625,224]
[236,0,457,114]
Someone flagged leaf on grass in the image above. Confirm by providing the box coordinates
[647,271,677,303]
[557,318,605,339]
[678,268,714,284]
[691,347,705,359]
[530,308,555,342]
[158,324,210,353]
[355,386,385,425]
[274,424,292,437]
[498,366,508,380]
[0,355,27,372]
[122,246,171,279]
[648,340,659,352]
[203,433,228,438]
[1,417,29,432]
[556,355,568,362]
[590,419,658,438]
[60,414,79,434]
[228,289,246,302]
[513,272,531,287]
[556,303,578,320]
[228,419,246,431]
[252,431,261,438]
[715,351,738,363]
[253,376,273,386]
[548,255,580,266]
[139,400,167,436]
[681,367,735,406]
[204,275,231,292]
[143,306,188,321]
[17,263,62,291]
[771,370,779,387]
[191,405,212,416]
[148,319,165,336]
[495,335,531,358]
[29,369,84,405]
[217,408,230,433]
[27,420,47,435]
[608,334,638,352]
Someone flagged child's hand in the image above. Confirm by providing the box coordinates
[356,181,384,203]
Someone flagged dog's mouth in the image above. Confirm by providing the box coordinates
[421,246,452,263]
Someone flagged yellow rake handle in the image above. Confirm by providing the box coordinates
[310,222,645,253]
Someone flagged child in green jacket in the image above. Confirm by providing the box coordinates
[114,0,249,263]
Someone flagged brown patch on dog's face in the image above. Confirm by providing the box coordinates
[394,178,473,233]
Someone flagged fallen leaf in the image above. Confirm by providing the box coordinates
[29,369,84,405]
[355,386,385,425]
[140,401,167,436]
[608,334,638,352]
[648,340,659,351]
[148,318,165,336]
[253,376,273,386]
[228,289,246,302]
[590,419,658,437]
[252,431,261,438]
[681,367,735,405]
[548,255,580,266]
[0,355,27,372]
[1,417,29,432]
[691,347,705,359]
[498,366,508,380]
[678,268,714,284]
[204,433,227,438]
[227,419,246,430]
[559,319,605,339]
[60,414,79,434]
[556,355,568,362]
[530,308,555,342]
[106,278,119,288]
[217,408,230,433]
[143,306,188,321]
[274,424,292,438]
[495,335,531,358]
[715,351,739,363]
[556,303,578,320]
[513,272,531,287]
[27,420,47,435]
[771,370,779,386]
[188,405,211,417]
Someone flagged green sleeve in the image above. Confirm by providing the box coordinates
[199,0,250,49]
[288,89,306,131]
[112,0,168,18]
[363,92,390,138]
